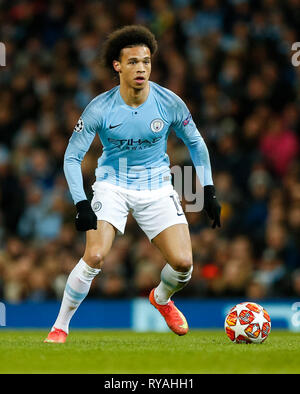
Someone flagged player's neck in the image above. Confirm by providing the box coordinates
[119,82,150,108]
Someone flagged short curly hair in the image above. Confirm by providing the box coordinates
[101,25,158,72]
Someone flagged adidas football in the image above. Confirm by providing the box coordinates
[224,302,271,344]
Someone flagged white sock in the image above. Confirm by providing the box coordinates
[53,258,101,334]
[154,263,193,305]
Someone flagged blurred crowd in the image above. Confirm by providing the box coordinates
[0,0,300,303]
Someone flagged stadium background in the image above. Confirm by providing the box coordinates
[0,0,299,330]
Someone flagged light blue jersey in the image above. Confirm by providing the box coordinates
[64,81,213,204]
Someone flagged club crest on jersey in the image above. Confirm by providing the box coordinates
[150,118,164,133]
[73,118,84,133]
[92,201,102,212]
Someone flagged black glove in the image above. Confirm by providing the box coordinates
[75,200,97,231]
[203,185,221,229]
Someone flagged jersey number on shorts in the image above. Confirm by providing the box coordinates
[170,194,184,216]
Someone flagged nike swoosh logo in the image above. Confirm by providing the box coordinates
[179,321,188,330]
[109,123,122,129]
[176,307,189,330]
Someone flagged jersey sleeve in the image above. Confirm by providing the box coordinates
[171,96,213,187]
[63,103,101,204]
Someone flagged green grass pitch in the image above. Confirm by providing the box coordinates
[0,329,299,374]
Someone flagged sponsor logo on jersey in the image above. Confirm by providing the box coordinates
[107,136,162,150]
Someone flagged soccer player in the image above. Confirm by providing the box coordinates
[44,25,221,343]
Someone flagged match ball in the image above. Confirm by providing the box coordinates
[224,302,271,344]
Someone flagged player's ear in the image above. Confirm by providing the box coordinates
[113,60,121,73]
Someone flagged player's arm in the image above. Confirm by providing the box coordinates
[172,97,221,228]
[64,107,100,231]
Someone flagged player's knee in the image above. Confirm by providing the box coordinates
[83,249,105,269]
[171,255,193,272]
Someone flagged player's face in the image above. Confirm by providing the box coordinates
[114,46,151,89]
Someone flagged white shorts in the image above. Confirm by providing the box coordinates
[91,181,188,241]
